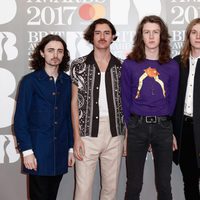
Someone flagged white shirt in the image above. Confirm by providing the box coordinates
[99,72,109,117]
[184,56,200,117]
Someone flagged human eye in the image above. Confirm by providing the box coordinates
[105,31,111,35]
[94,31,100,35]
[143,30,149,34]
[153,29,160,34]
[48,48,54,53]
[58,50,64,54]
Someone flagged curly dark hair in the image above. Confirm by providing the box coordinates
[30,34,70,72]
[84,18,117,44]
[128,15,171,64]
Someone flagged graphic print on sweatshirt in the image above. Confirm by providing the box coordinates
[135,67,166,99]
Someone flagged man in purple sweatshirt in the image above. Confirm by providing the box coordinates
[121,15,179,200]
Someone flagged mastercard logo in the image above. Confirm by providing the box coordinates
[79,3,106,20]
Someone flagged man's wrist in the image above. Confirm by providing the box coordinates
[69,148,73,153]
[22,149,33,157]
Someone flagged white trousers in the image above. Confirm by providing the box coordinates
[74,117,124,200]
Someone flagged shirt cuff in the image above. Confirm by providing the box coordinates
[68,148,73,153]
[22,149,34,157]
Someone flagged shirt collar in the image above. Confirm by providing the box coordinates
[85,50,120,70]
[35,69,64,84]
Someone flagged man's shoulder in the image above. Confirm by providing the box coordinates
[61,72,71,81]
[111,54,123,64]
[172,54,181,64]
[21,70,37,82]
[71,55,88,66]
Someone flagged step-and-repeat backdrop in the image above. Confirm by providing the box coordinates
[0,0,198,199]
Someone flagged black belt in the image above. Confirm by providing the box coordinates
[131,113,171,124]
[184,115,193,123]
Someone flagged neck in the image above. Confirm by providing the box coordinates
[145,48,159,60]
[191,48,200,58]
[45,66,59,79]
[94,48,111,59]
[94,49,111,72]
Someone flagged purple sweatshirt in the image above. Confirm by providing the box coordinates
[121,58,179,124]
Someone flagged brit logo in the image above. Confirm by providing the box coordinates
[0,32,18,61]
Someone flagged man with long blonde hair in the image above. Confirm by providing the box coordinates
[173,18,200,200]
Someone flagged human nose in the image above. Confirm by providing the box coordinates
[149,32,154,39]
[100,33,105,39]
[197,32,200,39]
[53,51,58,57]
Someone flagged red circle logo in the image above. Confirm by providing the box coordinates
[79,4,106,21]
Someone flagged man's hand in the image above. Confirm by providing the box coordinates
[68,152,75,167]
[122,129,127,156]
[74,137,85,161]
[23,154,37,171]
[172,134,178,151]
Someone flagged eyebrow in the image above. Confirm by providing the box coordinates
[94,30,111,33]
[47,48,63,51]
[143,29,160,31]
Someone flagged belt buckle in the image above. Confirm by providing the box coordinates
[145,116,157,123]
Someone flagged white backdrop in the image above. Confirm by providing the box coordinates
[0,0,199,199]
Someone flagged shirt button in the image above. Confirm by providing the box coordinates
[96,116,98,119]
[52,92,56,96]
[98,72,100,75]
[54,137,57,140]
[54,106,58,110]
[96,87,99,89]
[54,121,58,125]
[49,77,53,81]
[95,102,98,104]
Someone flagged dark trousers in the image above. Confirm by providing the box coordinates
[179,121,200,200]
[125,115,173,200]
[29,174,63,200]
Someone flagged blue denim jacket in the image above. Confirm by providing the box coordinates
[14,69,73,176]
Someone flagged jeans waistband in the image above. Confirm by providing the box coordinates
[131,113,171,124]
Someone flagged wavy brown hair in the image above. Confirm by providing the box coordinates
[180,18,200,66]
[30,34,70,72]
[84,18,117,44]
[128,15,171,64]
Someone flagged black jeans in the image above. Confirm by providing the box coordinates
[29,174,63,200]
[179,121,200,200]
[125,115,173,200]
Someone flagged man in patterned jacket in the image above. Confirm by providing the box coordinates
[71,18,126,200]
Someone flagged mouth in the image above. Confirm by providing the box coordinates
[99,40,107,43]
[52,58,59,62]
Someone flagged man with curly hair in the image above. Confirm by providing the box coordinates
[14,34,74,200]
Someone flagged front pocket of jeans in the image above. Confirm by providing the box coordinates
[127,116,139,129]
[159,120,172,129]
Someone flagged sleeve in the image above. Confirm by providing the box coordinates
[120,60,132,124]
[70,60,78,86]
[169,60,180,115]
[67,78,74,149]
[14,77,33,152]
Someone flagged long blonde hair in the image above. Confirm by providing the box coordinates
[181,18,200,66]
